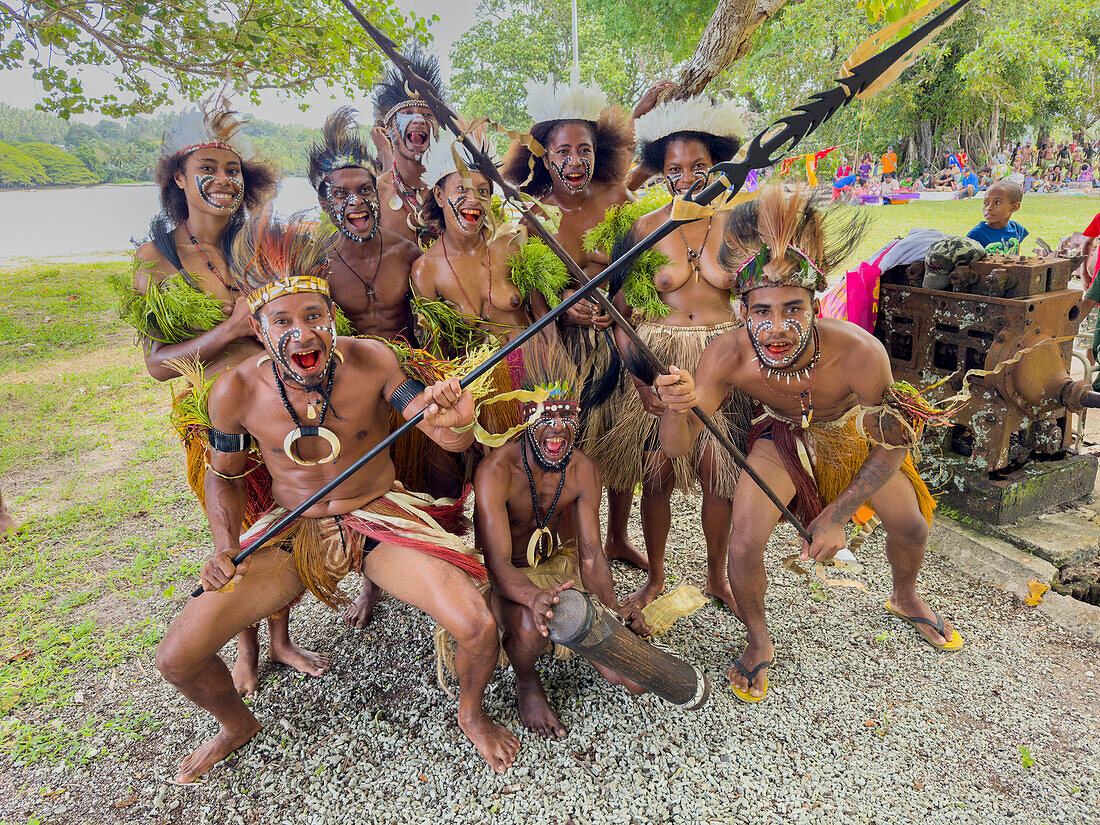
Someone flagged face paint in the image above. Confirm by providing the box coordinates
[323,180,380,243]
[392,112,434,161]
[747,310,814,370]
[525,413,578,472]
[665,172,682,196]
[195,173,244,212]
[447,196,484,234]
[259,312,334,391]
[549,156,593,194]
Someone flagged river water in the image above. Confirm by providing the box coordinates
[0,177,319,261]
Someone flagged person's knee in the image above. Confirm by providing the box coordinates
[449,596,498,652]
[155,632,195,686]
[728,533,764,568]
[893,514,929,548]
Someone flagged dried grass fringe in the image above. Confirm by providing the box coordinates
[587,321,752,498]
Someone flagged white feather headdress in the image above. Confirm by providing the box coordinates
[161,95,255,161]
[524,66,608,125]
[633,96,749,146]
[420,129,500,188]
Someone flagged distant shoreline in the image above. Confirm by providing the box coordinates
[0,181,155,193]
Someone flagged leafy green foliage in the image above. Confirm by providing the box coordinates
[0,140,49,186]
[450,0,676,130]
[0,1,432,119]
[0,103,322,185]
[17,141,100,184]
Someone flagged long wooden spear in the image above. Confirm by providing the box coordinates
[190,0,973,595]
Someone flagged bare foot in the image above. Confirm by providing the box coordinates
[604,536,649,571]
[458,709,520,774]
[269,639,331,677]
[231,627,260,698]
[174,719,261,784]
[727,639,774,700]
[622,575,664,610]
[516,678,566,739]
[342,579,381,628]
[703,576,742,617]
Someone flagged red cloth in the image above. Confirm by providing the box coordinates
[1084,213,1100,237]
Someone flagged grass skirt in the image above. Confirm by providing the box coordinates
[238,483,481,610]
[559,324,618,455]
[747,406,936,527]
[586,321,752,499]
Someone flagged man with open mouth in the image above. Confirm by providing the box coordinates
[502,70,646,572]
[371,47,448,248]
[470,359,650,740]
[120,98,326,700]
[590,89,754,615]
[155,213,521,783]
[653,183,964,705]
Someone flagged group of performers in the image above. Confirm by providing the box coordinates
[115,49,962,784]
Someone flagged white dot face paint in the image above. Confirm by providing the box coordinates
[549,156,593,195]
[195,174,244,213]
[748,309,814,370]
[447,196,485,235]
[322,180,379,244]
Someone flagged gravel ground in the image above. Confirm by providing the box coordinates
[4,490,1099,825]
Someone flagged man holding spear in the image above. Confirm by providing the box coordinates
[156,214,519,782]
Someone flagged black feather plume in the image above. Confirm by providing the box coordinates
[372,46,447,126]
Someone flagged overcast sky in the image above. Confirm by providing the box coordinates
[0,0,479,126]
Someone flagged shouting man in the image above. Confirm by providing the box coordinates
[474,364,648,739]
[155,214,519,783]
[653,184,963,703]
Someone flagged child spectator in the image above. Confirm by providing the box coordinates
[967,182,1028,249]
[1023,170,1037,192]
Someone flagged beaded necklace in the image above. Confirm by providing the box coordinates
[441,235,492,316]
[755,327,821,428]
[521,437,568,567]
[183,220,238,293]
[677,217,713,282]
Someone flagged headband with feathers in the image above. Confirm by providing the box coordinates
[420,127,500,188]
[161,94,254,161]
[719,183,868,296]
[231,211,336,310]
[634,96,749,147]
[307,107,378,190]
[524,66,608,125]
[372,46,448,126]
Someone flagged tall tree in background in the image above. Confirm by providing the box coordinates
[0,1,429,118]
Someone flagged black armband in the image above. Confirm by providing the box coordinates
[389,378,427,413]
[208,428,252,453]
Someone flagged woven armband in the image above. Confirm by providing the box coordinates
[389,378,427,413]
[208,428,252,453]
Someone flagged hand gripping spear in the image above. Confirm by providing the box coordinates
[190,0,973,596]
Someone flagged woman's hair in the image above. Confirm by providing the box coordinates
[637,131,741,176]
[502,110,633,196]
[155,151,279,226]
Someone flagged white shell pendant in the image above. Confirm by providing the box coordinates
[389,193,403,211]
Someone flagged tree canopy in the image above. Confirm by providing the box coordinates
[0,1,431,119]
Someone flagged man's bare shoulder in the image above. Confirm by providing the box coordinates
[339,335,399,367]
[817,317,887,361]
[382,227,421,263]
[474,441,520,489]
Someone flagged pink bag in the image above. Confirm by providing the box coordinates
[818,242,895,332]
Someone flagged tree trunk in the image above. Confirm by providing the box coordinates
[671,0,792,98]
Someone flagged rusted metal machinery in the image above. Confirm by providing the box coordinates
[874,255,1100,522]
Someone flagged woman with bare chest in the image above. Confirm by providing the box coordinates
[589,91,753,612]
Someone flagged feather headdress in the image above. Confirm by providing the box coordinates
[524,66,608,125]
[634,96,748,146]
[719,183,868,296]
[372,46,448,126]
[161,94,254,161]
[230,211,336,311]
[307,106,378,190]
[420,127,500,188]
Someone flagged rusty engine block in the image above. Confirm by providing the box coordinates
[873,255,1097,473]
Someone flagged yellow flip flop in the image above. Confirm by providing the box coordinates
[730,656,772,703]
[884,601,964,650]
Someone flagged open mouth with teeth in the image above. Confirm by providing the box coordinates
[563,170,588,188]
[404,128,430,151]
[448,198,484,231]
[290,349,323,374]
[196,175,243,212]
[542,435,568,458]
[345,209,373,233]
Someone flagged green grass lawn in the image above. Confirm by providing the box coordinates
[841,193,1100,272]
